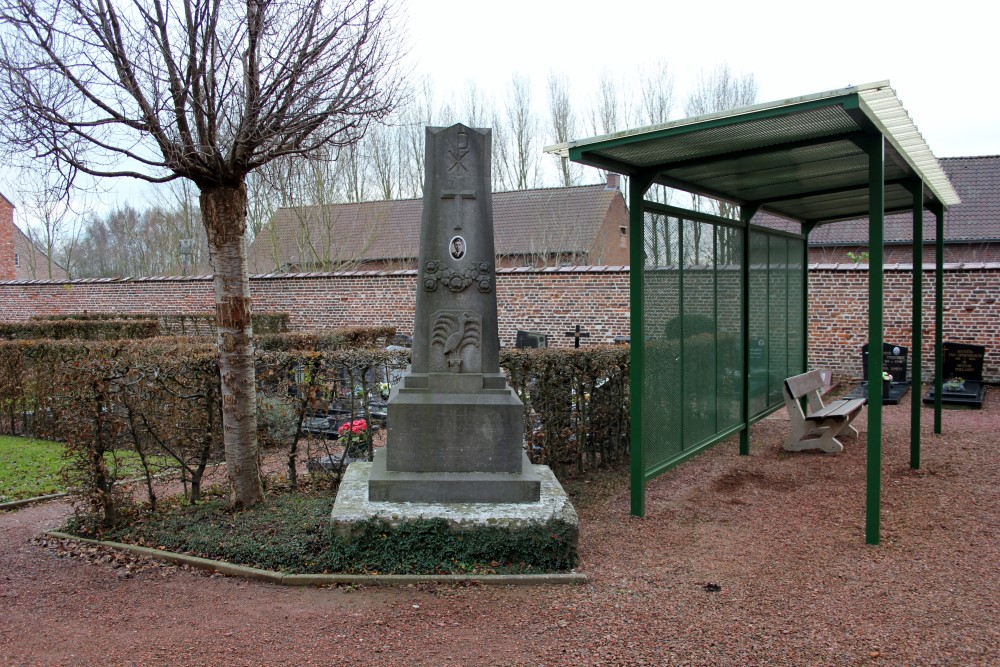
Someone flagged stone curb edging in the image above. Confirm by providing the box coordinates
[0,493,68,511]
[43,530,588,587]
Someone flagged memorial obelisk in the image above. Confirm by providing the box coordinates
[367,124,541,503]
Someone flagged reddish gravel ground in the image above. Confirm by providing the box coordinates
[2,388,998,666]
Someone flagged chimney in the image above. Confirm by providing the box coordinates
[0,194,15,281]
[605,173,621,191]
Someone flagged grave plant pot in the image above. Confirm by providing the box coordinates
[882,379,892,399]
[943,377,965,392]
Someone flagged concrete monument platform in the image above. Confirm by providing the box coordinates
[368,448,541,503]
[331,460,578,538]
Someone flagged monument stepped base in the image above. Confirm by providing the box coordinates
[368,448,541,503]
[330,460,579,569]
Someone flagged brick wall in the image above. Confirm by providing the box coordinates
[808,263,1000,382]
[1,263,997,382]
[0,195,15,281]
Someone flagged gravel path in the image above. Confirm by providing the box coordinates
[2,391,998,666]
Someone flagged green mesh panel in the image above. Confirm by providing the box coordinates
[643,212,682,468]
[748,232,770,416]
[716,225,743,432]
[642,210,803,478]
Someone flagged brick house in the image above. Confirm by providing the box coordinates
[248,177,629,273]
[804,155,1000,264]
[0,192,69,281]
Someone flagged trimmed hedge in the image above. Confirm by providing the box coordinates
[0,327,630,528]
[30,311,291,336]
[502,346,630,479]
[0,319,160,340]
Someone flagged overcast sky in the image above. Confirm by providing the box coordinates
[404,0,996,158]
[9,0,996,220]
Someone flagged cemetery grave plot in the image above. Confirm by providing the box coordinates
[844,343,910,405]
[923,342,988,408]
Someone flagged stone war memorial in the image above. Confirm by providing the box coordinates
[331,125,578,565]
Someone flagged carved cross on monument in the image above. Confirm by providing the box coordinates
[441,190,476,230]
[564,324,591,349]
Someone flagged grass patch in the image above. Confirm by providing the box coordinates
[0,436,65,502]
[75,487,578,575]
[0,436,171,503]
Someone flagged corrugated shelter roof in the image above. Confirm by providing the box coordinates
[801,155,1000,245]
[248,184,622,271]
[546,81,959,225]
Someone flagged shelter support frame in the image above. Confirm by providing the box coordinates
[555,83,957,544]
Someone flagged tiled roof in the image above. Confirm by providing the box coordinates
[248,184,622,271]
[787,156,1000,246]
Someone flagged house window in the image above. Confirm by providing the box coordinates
[13,253,18,267]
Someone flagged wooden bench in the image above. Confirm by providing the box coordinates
[782,370,865,453]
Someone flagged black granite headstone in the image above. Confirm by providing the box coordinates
[515,330,547,349]
[748,337,767,371]
[845,342,910,405]
[942,342,985,383]
[861,343,908,383]
[924,342,988,408]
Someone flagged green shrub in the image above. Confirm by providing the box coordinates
[0,320,160,340]
[502,346,630,478]
[101,494,577,573]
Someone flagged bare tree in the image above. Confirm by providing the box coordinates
[459,79,489,129]
[635,60,674,126]
[17,171,80,279]
[0,0,403,507]
[684,63,758,258]
[684,63,759,117]
[588,70,633,136]
[547,73,579,187]
[495,73,539,191]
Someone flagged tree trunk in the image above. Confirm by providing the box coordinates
[201,181,265,509]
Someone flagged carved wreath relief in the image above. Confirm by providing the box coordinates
[431,310,482,373]
[422,260,492,294]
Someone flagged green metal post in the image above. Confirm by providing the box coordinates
[629,173,655,517]
[802,231,810,376]
[933,203,945,434]
[865,135,885,546]
[910,182,923,469]
[739,206,758,456]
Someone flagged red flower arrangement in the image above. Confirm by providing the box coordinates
[338,418,368,437]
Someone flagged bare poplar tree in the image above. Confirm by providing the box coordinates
[495,73,539,191]
[684,63,759,260]
[684,63,759,117]
[459,79,488,129]
[635,60,675,126]
[0,0,403,507]
[547,73,578,187]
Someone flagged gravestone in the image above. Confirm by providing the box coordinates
[516,330,548,348]
[861,343,909,385]
[923,342,987,408]
[846,342,910,405]
[367,124,541,503]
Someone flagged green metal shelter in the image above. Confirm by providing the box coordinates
[545,81,960,544]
